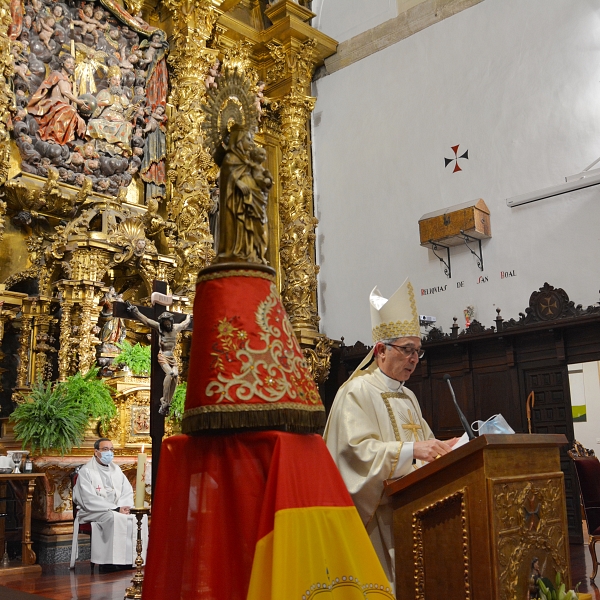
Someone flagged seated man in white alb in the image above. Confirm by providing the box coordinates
[71,438,148,572]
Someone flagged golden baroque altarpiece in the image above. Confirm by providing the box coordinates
[0,0,336,547]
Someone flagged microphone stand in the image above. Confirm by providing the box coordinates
[443,374,475,440]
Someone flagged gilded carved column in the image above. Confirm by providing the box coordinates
[162,0,219,295]
[14,309,33,393]
[56,281,102,377]
[33,315,56,383]
[274,40,335,383]
[77,283,102,374]
[55,283,74,381]
[25,297,55,384]
[279,86,319,334]
[274,39,325,349]
[256,1,337,383]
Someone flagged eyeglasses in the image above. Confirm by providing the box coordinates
[97,446,114,452]
[386,344,424,359]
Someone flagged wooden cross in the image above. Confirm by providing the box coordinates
[401,409,423,440]
[113,280,193,499]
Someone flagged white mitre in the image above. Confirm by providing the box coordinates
[349,278,420,380]
[370,278,420,343]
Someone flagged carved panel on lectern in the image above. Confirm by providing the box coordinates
[491,474,569,600]
[412,489,471,600]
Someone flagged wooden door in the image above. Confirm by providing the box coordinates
[521,364,582,543]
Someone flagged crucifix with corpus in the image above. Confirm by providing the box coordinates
[113,280,192,494]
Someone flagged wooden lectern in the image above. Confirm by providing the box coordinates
[385,434,570,600]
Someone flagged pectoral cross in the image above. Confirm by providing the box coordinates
[401,409,423,441]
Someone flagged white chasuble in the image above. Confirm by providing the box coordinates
[72,457,148,566]
[323,367,434,588]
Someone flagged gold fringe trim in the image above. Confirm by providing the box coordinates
[184,402,325,417]
[182,404,326,435]
[197,269,276,284]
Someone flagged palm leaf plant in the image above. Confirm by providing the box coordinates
[59,367,116,430]
[10,368,116,455]
[114,341,151,376]
[10,379,90,455]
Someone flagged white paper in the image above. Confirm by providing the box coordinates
[451,432,471,450]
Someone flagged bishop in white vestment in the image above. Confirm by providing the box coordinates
[71,438,148,569]
[324,280,455,588]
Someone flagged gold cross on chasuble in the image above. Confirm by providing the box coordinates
[401,409,422,441]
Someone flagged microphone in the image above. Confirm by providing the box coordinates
[443,374,475,440]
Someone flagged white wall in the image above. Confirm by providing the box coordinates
[312,0,397,44]
[312,0,600,344]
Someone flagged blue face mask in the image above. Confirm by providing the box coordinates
[99,450,114,465]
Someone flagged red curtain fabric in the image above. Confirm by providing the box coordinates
[142,431,393,600]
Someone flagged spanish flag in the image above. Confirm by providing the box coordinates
[142,431,394,599]
[143,266,393,598]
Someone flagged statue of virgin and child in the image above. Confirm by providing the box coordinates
[216,125,273,265]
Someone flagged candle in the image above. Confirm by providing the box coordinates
[135,444,147,509]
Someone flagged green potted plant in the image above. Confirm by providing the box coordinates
[60,368,117,431]
[113,341,151,376]
[10,368,116,455]
[165,381,186,432]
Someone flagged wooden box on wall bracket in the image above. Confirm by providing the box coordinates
[419,199,491,248]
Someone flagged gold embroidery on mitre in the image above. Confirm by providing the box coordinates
[372,282,420,342]
[373,320,419,342]
[206,283,321,405]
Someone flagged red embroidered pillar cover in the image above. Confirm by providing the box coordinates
[181,268,325,434]
[142,267,393,599]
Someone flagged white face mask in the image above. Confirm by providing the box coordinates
[471,414,515,435]
[99,450,114,465]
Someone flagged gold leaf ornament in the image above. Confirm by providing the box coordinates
[201,67,258,161]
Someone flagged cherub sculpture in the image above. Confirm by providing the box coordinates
[72,4,109,44]
[205,59,220,90]
[143,105,166,133]
[38,15,56,51]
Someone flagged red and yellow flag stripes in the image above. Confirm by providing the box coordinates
[142,431,393,600]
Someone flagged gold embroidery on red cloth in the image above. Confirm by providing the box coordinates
[207,284,321,405]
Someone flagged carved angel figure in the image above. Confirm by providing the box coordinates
[72,4,110,44]
[205,59,220,90]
